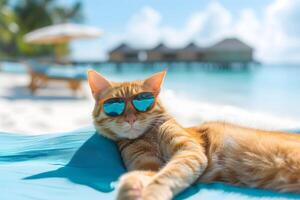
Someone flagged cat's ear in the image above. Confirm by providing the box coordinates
[87,69,112,98]
[143,70,167,96]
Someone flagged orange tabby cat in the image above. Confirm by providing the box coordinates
[87,69,300,200]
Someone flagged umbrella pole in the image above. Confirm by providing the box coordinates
[54,44,62,64]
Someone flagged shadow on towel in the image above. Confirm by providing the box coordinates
[24,133,125,192]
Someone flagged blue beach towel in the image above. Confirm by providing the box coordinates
[1,127,300,200]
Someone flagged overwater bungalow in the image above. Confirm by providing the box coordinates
[107,37,255,68]
[146,43,178,61]
[205,38,253,64]
[109,43,140,62]
[177,42,205,61]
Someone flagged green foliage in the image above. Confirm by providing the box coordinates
[0,0,18,58]
[0,0,83,59]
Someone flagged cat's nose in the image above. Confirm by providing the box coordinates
[125,114,136,125]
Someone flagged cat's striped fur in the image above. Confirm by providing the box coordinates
[88,70,300,200]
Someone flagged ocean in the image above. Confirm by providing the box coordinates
[97,63,300,129]
[1,62,300,132]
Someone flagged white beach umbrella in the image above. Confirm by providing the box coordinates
[24,23,102,44]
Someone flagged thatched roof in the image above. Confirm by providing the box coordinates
[149,43,177,53]
[209,38,253,51]
[182,42,204,51]
[109,43,138,54]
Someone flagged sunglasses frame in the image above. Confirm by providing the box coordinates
[100,92,157,117]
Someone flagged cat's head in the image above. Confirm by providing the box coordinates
[87,70,166,140]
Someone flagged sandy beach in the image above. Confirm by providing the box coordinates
[0,72,299,135]
[0,73,93,134]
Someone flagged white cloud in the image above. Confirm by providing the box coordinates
[261,0,300,62]
[235,0,300,63]
[73,0,300,63]
[159,2,233,47]
[192,2,232,43]
[125,6,162,47]
[123,2,233,48]
[267,0,300,37]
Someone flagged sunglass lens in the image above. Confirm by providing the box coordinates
[132,92,155,112]
[103,98,125,117]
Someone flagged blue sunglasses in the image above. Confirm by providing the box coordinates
[102,92,155,117]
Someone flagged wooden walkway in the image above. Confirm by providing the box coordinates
[70,60,260,72]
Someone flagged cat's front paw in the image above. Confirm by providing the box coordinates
[142,184,173,200]
[117,172,145,200]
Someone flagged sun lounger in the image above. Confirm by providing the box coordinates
[27,62,87,95]
[1,127,300,200]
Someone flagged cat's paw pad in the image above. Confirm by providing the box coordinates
[117,174,144,200]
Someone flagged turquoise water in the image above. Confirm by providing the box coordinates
[98,64,300,121]
[1,62,300,122]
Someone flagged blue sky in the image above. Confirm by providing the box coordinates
[63,0,300,63]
